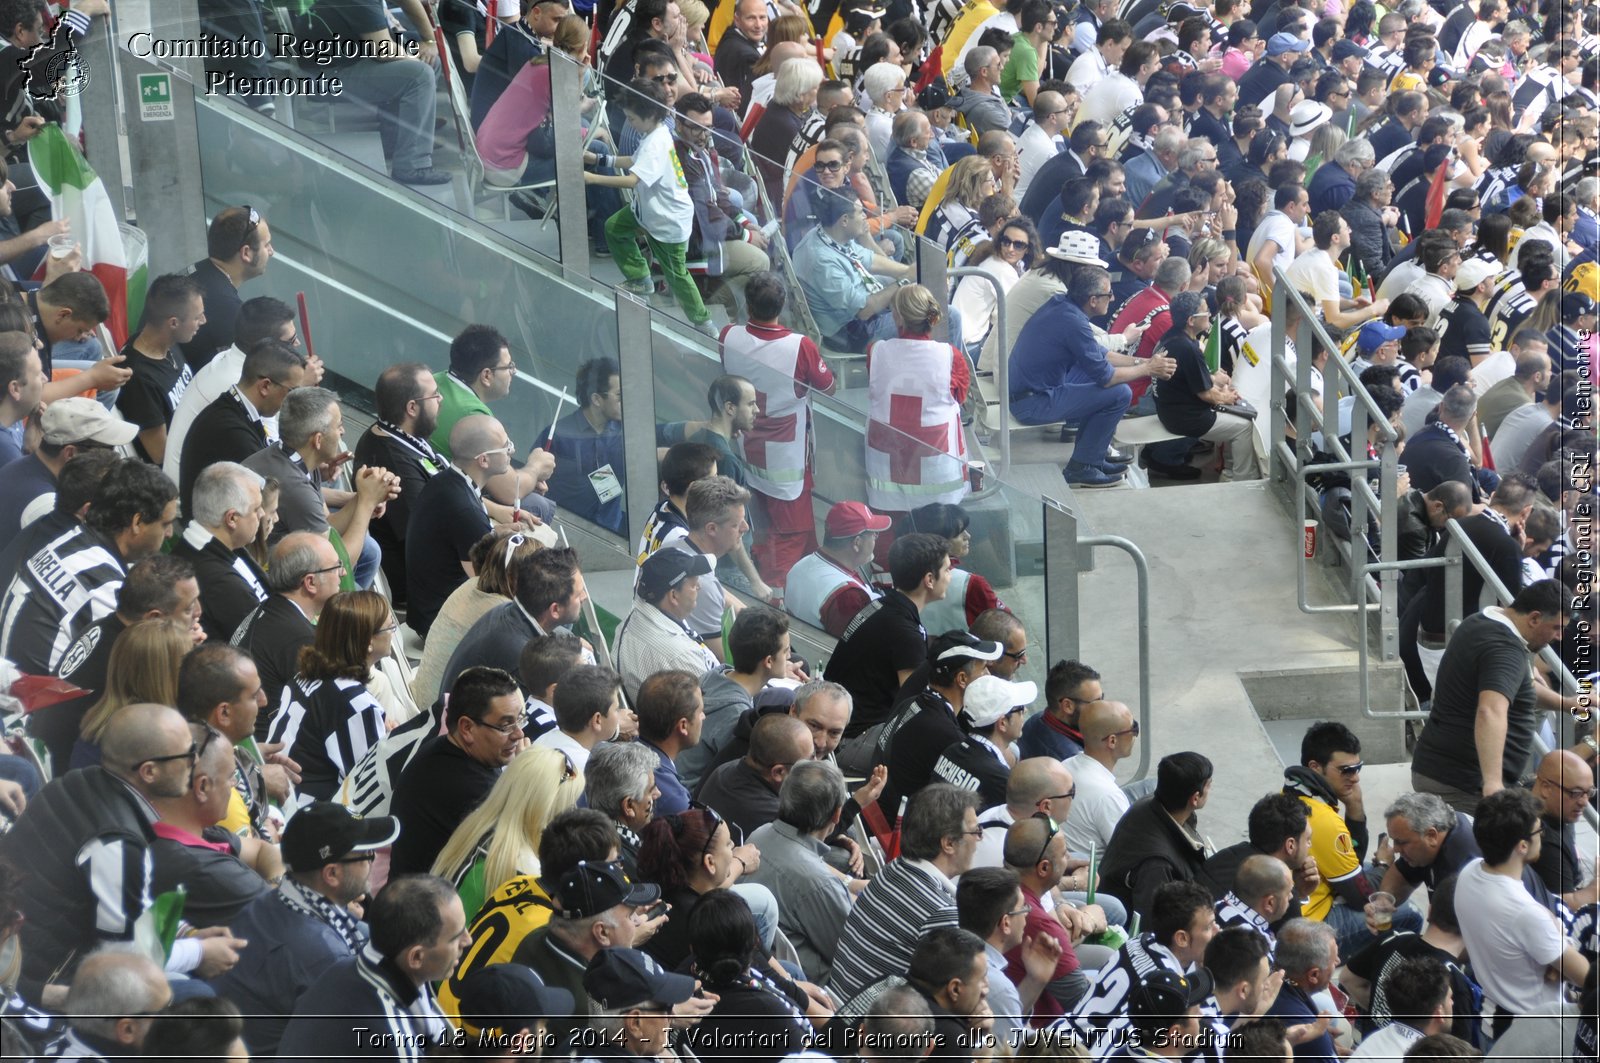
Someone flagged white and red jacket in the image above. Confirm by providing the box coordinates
[720,322,833,501]
[864,332,969,512]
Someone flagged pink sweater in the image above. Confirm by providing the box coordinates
[477,62,554,170]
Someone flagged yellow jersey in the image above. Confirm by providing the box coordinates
[1296,793,1362,921]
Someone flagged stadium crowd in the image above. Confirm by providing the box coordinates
[0,0,1593,1058]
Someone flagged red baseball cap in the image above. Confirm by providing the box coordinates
[826,501,893,539]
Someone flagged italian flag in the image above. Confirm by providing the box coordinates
[30,124,143,346]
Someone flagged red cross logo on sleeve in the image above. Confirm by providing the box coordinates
[867,394,951,481]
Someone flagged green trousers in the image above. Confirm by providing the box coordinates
[604,205,709,325]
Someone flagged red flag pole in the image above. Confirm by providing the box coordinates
[296,291,315,361]
[486,0,498,46]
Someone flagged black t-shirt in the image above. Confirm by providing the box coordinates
[179,390,269,517]
[932,736,1010,810]
[353,427,442,604]
[876,688,965,817]
[1411,611,1538,792]
[1344,930,1480,1043]
[388,735,500,876]
[469,21,545,129]
[404,467,491,638]
[231,596,315,741]
[1155,333,1218,438]
[1531,813,1582,895]
[1394,812,1479,890]
[115,341,193,462]
[823,589,929,736]
[179,259,242,371]
[294,0,390,69]
[1436,299,1492,365]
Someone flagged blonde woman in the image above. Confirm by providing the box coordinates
[73,618,193,770]
[864,284,970,515]
[411,528,543,708]
[266,590,397,802]
[431,745,585,919]
[1186,237,1233,296]
[929,155,999,269]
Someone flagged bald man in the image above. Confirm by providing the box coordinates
[1531,749,1600,908]
[2,704,239,999]
[697,713,814,839]
[56,947,172,1057]
[404,412,509,637]
[1216,854,1295,952]
[1063,700,1137,857]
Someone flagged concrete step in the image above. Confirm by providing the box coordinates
[1069,478,1374,838]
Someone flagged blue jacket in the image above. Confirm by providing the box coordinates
[208,888,368,1056]
[1573,207,1600,258]
[1009,295,1115,399]
[1308,161,1356,216]
[538,409,627,534]
[1017,709,1084,761]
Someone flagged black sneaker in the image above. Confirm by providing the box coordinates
[393,167,452,186]
[1140,454,1201,480]
[1104,445,1134,465]
[509,188,553,219]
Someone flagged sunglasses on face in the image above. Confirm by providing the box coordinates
[815,159,845,171]
[999,236,1031,251]
[650,72,679,84]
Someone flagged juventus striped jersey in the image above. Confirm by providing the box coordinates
[1055,933,1191,1059]
[0,525,126,675]
[267,676,388,804]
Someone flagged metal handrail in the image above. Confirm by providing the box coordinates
[946,266,1010,487]
[1078,534,1154,783]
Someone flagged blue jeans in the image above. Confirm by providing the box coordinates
[731,882,781,952]
[1130,389,1194,465]
[0,754,42,804]
[1011,381,1132,468]
[1324,896,1422,958]
[354,533,381,590]
[1060,890,1128,929]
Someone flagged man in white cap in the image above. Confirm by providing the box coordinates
[933,673,1037,809]
[0,396,137,557]
[783,501,890,638]
[1436,257,1499,365]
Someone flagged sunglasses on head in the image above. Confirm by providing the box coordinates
[1027,811,1061,868]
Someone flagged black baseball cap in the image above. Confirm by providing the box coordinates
[455,966,574,1039]
[1128,967,1215,1020]
[547,859,660,919]
[584,947,698,1010]
[637,548,712,602]
[280,802,400,872]
[930,630,1005,666]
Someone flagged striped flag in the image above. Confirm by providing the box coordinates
[30,124,136,345]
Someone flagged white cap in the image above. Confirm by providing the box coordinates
[961,674,1038,728]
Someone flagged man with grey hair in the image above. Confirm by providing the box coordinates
[1263,918,1341,1056]
[830,783,982,1001]
[232,531,344,730]
[44,947,171,1058]
[403,412,508,638]
[1309,137,1375,215]
[887,109,944,210]
[1572,175,1599,257]
[1342,167,1400,281]
[1375,792,1480,914]
[174,461,269,642]
[242,385,397,590]
[746,758,856,983]
[584,740,662,878]
[858,983,935,1061]
[1124,127,1185,211]
[1403,383,1496,504]
[1135,139,1218,221]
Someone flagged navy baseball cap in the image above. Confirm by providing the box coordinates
[584,948,698,1010]
[637,548,712,602]
[1562,291,1597,320]
[547,859,660,919]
